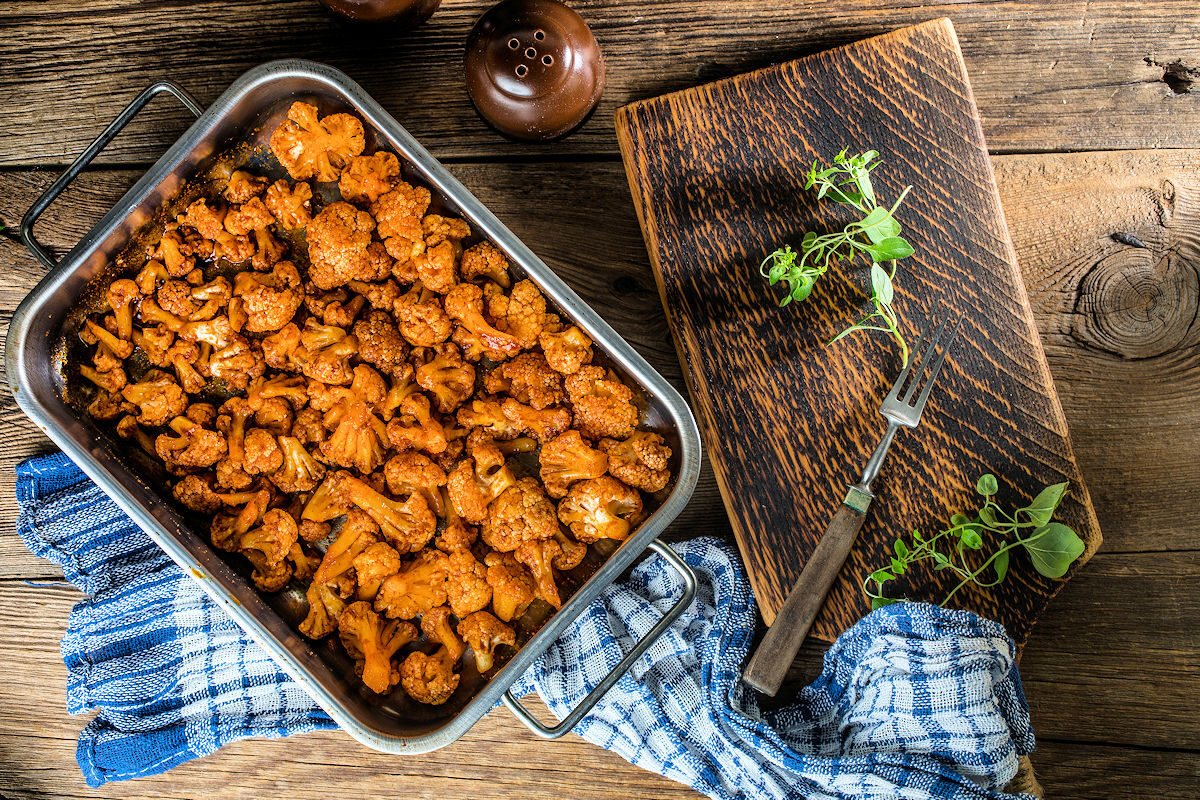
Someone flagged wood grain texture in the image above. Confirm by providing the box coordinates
[616,18,1101,644]
[2,1,1200,166]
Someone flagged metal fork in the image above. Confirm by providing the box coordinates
[742,316,963,697]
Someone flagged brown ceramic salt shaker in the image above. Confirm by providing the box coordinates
[464,0,606,141]
[320,0,441,27]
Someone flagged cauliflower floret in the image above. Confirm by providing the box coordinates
[539,325,593,375]
[539,430,609,498]
[254,396,294,436]
[208,336,266,392]
[121,372,188,426]
[307,201,384,290]
[209,489,271,552]
[557,476,644,544]
[319,364,390,474]
[339,601,417,693]
[458,610,516,673]
[385,394,449,456]
[459,241,510,288]
[455,398,522,440]
[599,431,672,493]
[242,428,283,475]
[444,283,522,361]
[353,541,402,602]
[297,319,359,385]
[305,286,366,328]
[247,374,309,411]
[514,538,566,608]
[484,352,564,409]
[375,549,449,619]
[103,278,141,342]
[481,477,557,552]
[400,647,459,706]
[79,360,127,395]
[289,542,321,582]
[224,169,268,204]
[82,317,134,361]
[302,469,356,521]
[564,366,639,440]
[422,606,466,661]
[501,398,570,443]
[87,389,128,422]
[484,551,536,622]
[392,282,452,347]
[421,214,471,248]
[238,508,299,591]
[155,415,228,469]
[353,309,409,378]
[446,431,516,524]
[300,580,348,639]
[223,197,274,236]
[251,227,289,272]
[264,179,313,229]
[232,261,303,332]
[269,101,365,182]
[372,182,431,266]
[497,279,547,349]
[384,452,447,517]
[436,513,478,553]
[349,278,403,311]
[313,508,380,586]
[415,343,475,413]
[445,549,491,617]
[413,240,458,294]
[262,322,304,372]
[172,474,254,514]
[331,473,437,553]
[266,435,324,494]
[339,151,401,205]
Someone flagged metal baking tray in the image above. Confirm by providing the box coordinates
[9,60,702,752]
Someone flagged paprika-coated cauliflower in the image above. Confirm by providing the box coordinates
[514,537,565,609]
[372,182,431,266]
[445,549,491,617]
[484,352,564,410]
[539,325,593,375]
[564,366,639,440]
[233,261,303,333]
[501,397,570,443]
[600,431,673,493]
[384,451,447,517]
[319,364,390,474]
[539,430,609,499]
[312,508,379,587]
[339,151,401,205]
[242,428,283,475]
[271,436,326,493]
[386,393,450,456]
[444,283,521,361]
[307,201,385,290]
[269,101,365,182]
[482,477,557,552]
[155,415,227,469]
[353,541,402,602]
[122,371,188,427]
[392,282,452,347]
[459,241,510,288]
[341,473,437,553]
[375,549,449,620]
[557,476,644,544]
[484,551,536,622]
[353,309,409,378]
[415,343,475,414]
[458,611,515,674]
[446,431,516,524]
[264,179,313,229]
[300,580,348,640]
[338,601,417,693]
[400,647,458,706]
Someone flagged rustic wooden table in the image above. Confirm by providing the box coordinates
[1,2,1197,798]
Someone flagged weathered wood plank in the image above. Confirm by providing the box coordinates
[1031,742,1200,800]
[1,0,1199,165]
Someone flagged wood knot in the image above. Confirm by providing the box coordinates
[1072,243,1199,359]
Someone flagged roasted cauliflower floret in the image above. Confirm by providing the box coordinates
[264,179,313,229]
[501,398,570,443]
[600,431,672,493]
[243,428,283,475]
[300,580,348,640]
[484,551,536,622]
[155,415,228,469]
[209,489,271,552]
[223,197,274,236]
[557,476,644,544]
[539,429,609,498]
[384,451,447,517]
[312,508,380,586]
[481,477,557,552]
[208,336,266,392]
[298,319,359,385]
[514,538,565,609]
[372,182,431,266]
[224,169,268,204]
[413,240,458,294]
[239,509,299,591]
[172,474,257,514]
[455,398,522,441]
[422,606,466,662]
[232,261,303,333]
[445,549,492,617]
[484,352,563,410]
[121,372,188,427]
[539,325,593,375]
[267,435,324,493]
[444,283,521,361]
[319,364,390,474]
[458,611,515,673]
[307,201,384,290]
[446,431,516,524]
[385,394,449,456]
[322,472,437,553]
[400,647,458,706]
[392,282,452,347]
[339,151,401,205]
[459,241,510,288]
[339,601,417,693]
[269,101,365,182]
[353,309,409,378]
[497,279,547,349]
[415,343,475,414]
[375,549,449,620]
[354,541,402,601]
[564,366,639,440]
[105,278,141,341]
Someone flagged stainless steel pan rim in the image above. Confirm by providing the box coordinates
[9,59,703,754]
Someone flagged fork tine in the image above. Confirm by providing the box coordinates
[886,317,934,402]
[901,316,950,404]
[912,316,963,410]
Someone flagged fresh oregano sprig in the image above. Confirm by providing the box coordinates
[760,149,915,363]
[862,474,1087,610]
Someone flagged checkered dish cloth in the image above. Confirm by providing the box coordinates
[16,452,1035,797]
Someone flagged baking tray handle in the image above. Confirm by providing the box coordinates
[501,539,698,739]
[20,81,204,269]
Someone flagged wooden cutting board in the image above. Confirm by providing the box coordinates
[615,18,1102,647]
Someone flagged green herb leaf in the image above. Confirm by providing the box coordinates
[871,596,898,610]
[870,569,895,583]
[976,474,998,496]
[993,549,1010,582]
[871,264,895,304]
[1026,482,1068,526]
[961,529,983,550]
[1024,523,1085,578]
[978,507,997,527]
[869,236,914,262]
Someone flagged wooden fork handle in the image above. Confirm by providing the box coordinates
[742,490,871,697]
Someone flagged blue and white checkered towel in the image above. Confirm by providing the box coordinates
[16,452,1036,797]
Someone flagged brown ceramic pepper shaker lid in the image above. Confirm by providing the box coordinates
[319,0,441,27]
[464,0,606,141]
